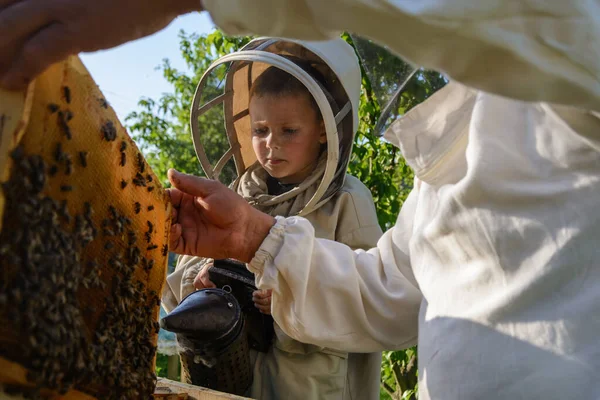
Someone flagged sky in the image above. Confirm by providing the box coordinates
[80,12,215,123]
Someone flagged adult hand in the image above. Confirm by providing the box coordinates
[167,169,276,263]
[0,0,202,89]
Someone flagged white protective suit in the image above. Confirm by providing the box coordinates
[201,1,600,399]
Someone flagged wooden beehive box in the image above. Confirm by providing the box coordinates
[154,378,251,400]
[0,56,171,399]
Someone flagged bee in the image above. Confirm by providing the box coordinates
[62,86,71,104]
[161,244,168,257]
[127,247,140,265]
[48,103,60,113]
[132,173,146,187]
[147,186,154,192]
[83,201,93,218]
[127,231,137,246]
[79,151,88,168]
[58,200,71,223]
[136,153,145,173]
[54,142,64,162]
[121,179,128,189]
[60,185,73,192]
[144,259,154,272]
[147,205,155,211]
[103,228,115,236]
[58,111,72,140]
[120,152,126,167]
[109,205,118,219]
[65,157,73,175]
[48,164,58,177]
[101,121,117,142]
[134,202,141,214]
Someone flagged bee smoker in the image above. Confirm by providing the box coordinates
[160,259,274,396]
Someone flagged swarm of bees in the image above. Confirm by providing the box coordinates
[0,57,171,399]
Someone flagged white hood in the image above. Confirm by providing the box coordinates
[190,37,361,215]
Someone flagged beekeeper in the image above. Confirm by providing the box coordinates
[1,1,599,399]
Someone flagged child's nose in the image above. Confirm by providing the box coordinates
[265,133,280,149]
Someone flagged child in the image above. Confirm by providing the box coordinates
[162,37,384,400]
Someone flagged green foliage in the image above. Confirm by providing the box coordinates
[156,354,181,381]
[342,34,412,229]
[342,33,446,229]
[126,31,252,186]
[380,347,418,400]
[155,353,169,378]
[127,29,446,399]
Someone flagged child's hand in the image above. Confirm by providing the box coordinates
[193,261,216,290]
[252,289,273,314]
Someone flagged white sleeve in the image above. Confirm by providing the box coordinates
[248,190,423,353]
[203,0,600,110]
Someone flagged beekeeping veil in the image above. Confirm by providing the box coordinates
[190,37,360,216]
[348,35,420,136]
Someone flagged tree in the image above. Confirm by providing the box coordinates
[342,34,446,230]
[127,29,446,399]
[126,31,252,186]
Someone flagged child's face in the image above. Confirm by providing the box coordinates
[249,94,326,184]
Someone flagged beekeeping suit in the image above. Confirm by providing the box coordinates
[162,38,384,399]
[196,1,600,400]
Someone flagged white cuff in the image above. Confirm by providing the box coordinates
[248,215,288,274]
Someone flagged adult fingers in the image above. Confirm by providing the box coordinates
[0,0,23,8]
[169,223,183,252]
[171,205,179,224]
[1,22,75,89]
[0,0,52,47]
[166,188,184,208]
[168,169,222,199]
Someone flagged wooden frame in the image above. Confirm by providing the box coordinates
[154,379,251,400]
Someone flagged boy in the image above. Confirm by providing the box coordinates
[163,38,383,400]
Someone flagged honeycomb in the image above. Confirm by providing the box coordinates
[0,56,171,399]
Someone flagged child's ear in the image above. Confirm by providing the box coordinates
[318,121,327,144]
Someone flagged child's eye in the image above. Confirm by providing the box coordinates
[283,128,298,135]
[253,128,268,135]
